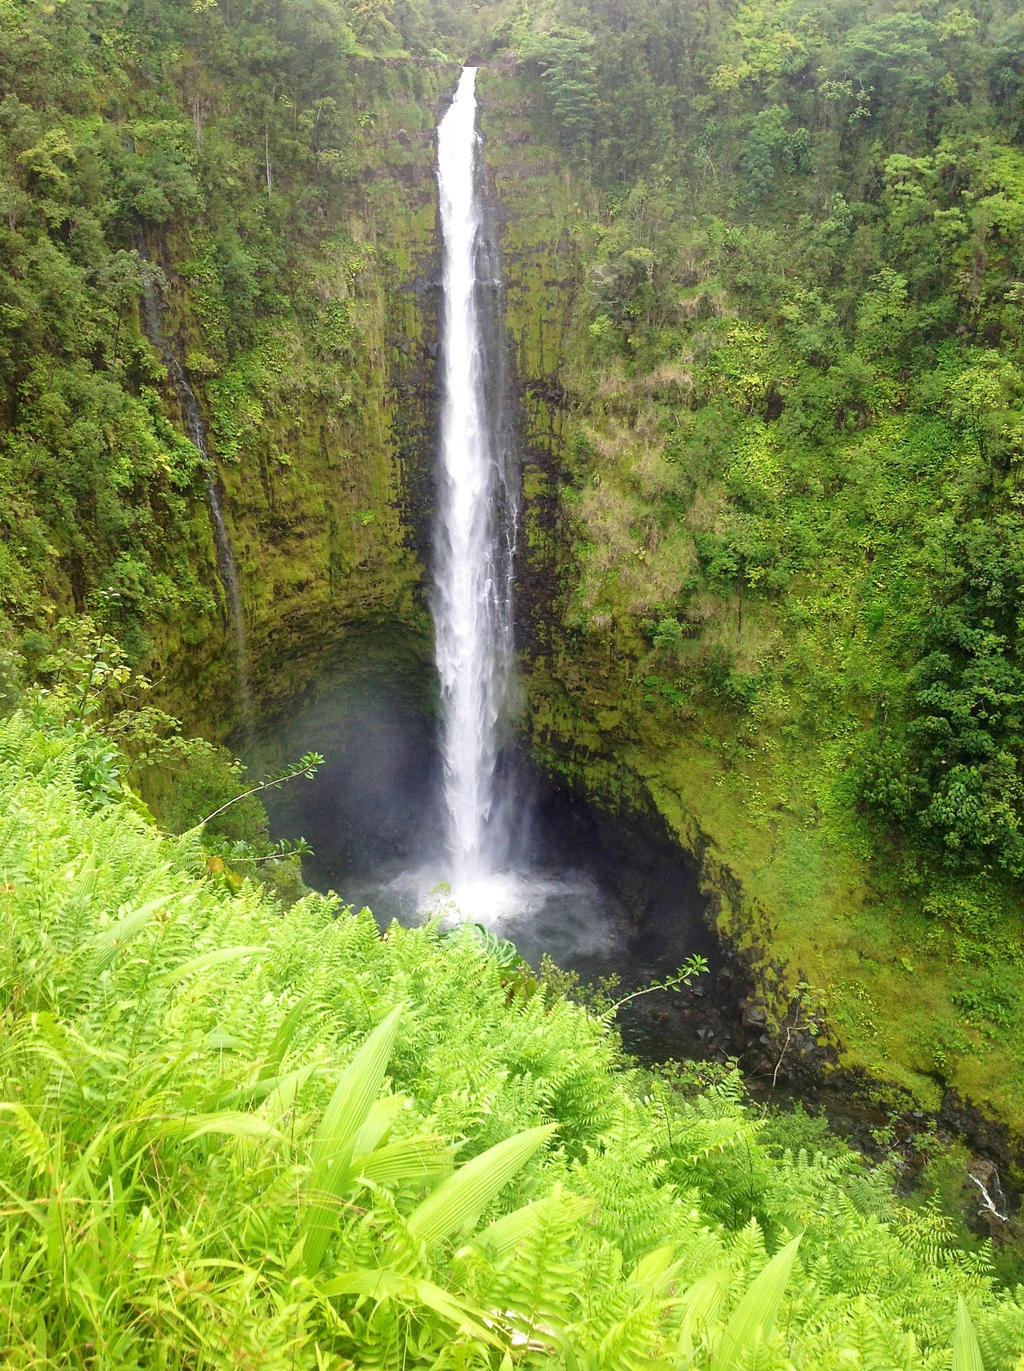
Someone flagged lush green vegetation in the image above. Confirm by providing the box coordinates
[4,0,1024,1341]
[0,0,441,730]
[3,708,1024,1367]
[473,0,1024,1130]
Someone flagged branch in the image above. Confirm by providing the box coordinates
[196,752,323,828]
[602,953,709,1020]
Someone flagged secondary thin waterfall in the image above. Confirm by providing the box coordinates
[140,272,254,738]
[434,67,517,886]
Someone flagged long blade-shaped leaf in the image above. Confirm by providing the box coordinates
[89,896,172,970]
[473,1186,590,1263]
[161,945,265,983]
[953,1295,984,1371]
[409,1277,502,1349]
[710,1234,801,1371]
[265,987,318,1072]
[407,1123,557,1247]
[263,1063,321,1123]
[319,1269,500,1347]
[220,1062,320,1113]
[148,1111,281,1143]
[351,1093,406,1158]
[355,1135,451,1187]
[300,1004,403,1274]
[310,1006,404,1176]
[320,1269,407,1298]
[675,1268,733,1361]
[630,1243,684,1298]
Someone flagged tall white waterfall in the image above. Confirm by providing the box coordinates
[434,67,517,887]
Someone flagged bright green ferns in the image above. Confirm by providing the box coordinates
[0,711,1021,1368]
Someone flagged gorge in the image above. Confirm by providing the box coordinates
[2,0,1022,1144]
[5,0,1024,1350]
[253,67,719,1058]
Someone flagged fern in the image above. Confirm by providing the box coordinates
[483,1184,590,1339]
[2,711,1024,1369]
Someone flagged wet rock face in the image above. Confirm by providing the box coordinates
[941,1090,1018,1171]
[966,1157,1014,1240]
[741,1001,768,1030]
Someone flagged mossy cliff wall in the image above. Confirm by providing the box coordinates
[145,66,456,738]
[477,69,1024,1151]
[0,0,459,739]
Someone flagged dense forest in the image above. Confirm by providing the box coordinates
[484,0,1024,1139]
[4,0,1024,1363]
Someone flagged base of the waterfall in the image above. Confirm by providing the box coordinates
[349,862,628,971]
[249,645,715,1061]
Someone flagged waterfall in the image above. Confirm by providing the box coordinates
[139,273,254,737]
[433,67,517,888]
[256,66,711,991]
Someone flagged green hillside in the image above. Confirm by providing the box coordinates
[3,706,1024,1367]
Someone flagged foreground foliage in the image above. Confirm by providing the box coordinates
[1,711,1023,1367]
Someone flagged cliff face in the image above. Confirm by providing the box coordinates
[141,76,451,737]
[145,181,441,737]
[476,68,1024,1148]
[0,0,452,739]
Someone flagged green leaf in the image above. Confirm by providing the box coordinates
[350,1092,406,1158]
[0,1103,51,1176]
[472,1184,590,1262]
[675,1268,733,1362]
[630,1243,684,1298]
[710,1235,801,1371]
[406,1122,557,1247]
[354,1135,450,1187]
[262,1063,321,1122]
[220,1061,320,1113]
[300,1004,404,1274]
[148,1110,281,1142]
[161,945,265,982]
[953,1295,984,1371]
[265,987,319,1072]
[311,1007,404,1174]
[88,895,173,970]
[318,1268,500,1347]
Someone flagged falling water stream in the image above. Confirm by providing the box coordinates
[433,66,518,899]
[140,273,253,737]
[253,68,715,1056]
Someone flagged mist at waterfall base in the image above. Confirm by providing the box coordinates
[255,671,718,1062]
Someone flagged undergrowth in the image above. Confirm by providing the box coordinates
[0,710,1023,1366]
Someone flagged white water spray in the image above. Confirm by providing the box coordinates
[434,67,517,889]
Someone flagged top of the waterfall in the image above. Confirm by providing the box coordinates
[439,66,479,151]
